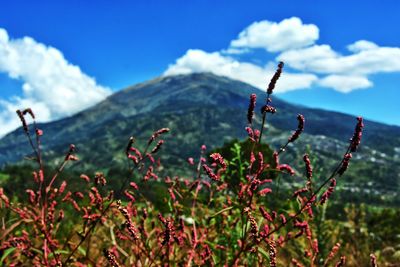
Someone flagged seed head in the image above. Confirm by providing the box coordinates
[247,94,257,124]
[350,116,364,152]
[288,114,305,143]
[267,61,284,95]
[338,153,352,175]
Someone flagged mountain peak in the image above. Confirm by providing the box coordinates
[0,72,399,169]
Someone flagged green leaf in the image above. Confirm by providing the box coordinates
[257,247,270,261]
[0,247,15,265]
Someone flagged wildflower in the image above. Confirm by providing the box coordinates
[254,129,260,141]
[74,192,84,199]
[278,164,295,175]
[118,205,139,240]
[259,206,273,222]
[202,164,220,181]
[26,189,36,204]
[249,214,258,239]
[146,153,155,163]
[129,182,139,190]
[57,210,64,222]
[91,187,102,202]
[61,191,72,202]
[69,144,76,152]
[248,152,256,169]
[143,166,158,181]
[35,129,43,136]
[335,256,346,267]
[303,154,312,179]
[70,199,81,211]
[187,157,194,165]
[59,181,67,194]
[280,214,287,225]
[216,245,226,250]
[291,259,304,267]
[320,178,337,205]
[168,187,176,201]
[267,61,284,95]
[159,215,175,246]
[125,137,135,157]
[370,254,377,267]
[148,128,170,145]
[151,140,164,154]
[338,153,352,175]
[39,169,44,182]
[201,244,212,262]
[202,180,211,189]
[245,127,255,141]
[260,179,272,184]
[258,187,272,196]
[67,155,78,161]
[273,151,279,167]
[142,208,148,220]
[268,239,277,267]
[288,114,305,143]
[103,249,120,267]
[216,182,228,191]
[94,172,107,186]
[260,105,277,114]
[247,93,257,124]
[129,146,142,158]
[244,208,258,239]
[124,190,136,203]
[260,224,270,238]
[312,239,319,254]
[293,188,308,198]
[16,109,28,132]
[257,151,264,173]
[350,116,364,152]
[210,152,227,171]
[80,174,90,183]
[22,108,35,119]
[325,243,341,264]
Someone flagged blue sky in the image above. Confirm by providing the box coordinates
[0,1,399,136]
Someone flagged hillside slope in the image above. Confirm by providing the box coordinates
[0,73,399,202]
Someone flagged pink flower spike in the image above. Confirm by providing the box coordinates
[258,188,272,196]
[247,94,257,124]
[187,157,195,165]
[36,129,43,136]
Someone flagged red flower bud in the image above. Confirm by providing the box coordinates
[247,94,257,124]
[267,61,284,95]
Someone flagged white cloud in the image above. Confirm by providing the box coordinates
[0,28,111,136]
[277,45,338,71]
[347,40,379,53]
[166,17,400,93]
[229,17,319,52]
[278,43,400,75]
[164,49,318,92]
[318,75,373,93]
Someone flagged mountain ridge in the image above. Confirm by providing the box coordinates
[0,73,399,202]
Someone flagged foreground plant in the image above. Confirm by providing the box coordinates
[0,63,378,266]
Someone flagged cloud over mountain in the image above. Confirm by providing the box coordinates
[165,17,400,94]
[164,49,317,92]
[0,28,111,136]
[230,17,319,52]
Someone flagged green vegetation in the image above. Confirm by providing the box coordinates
[1,71,399,266]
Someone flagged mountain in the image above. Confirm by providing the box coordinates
[1,73,399,203]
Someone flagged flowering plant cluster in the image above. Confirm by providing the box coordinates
[0,63,378,266]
